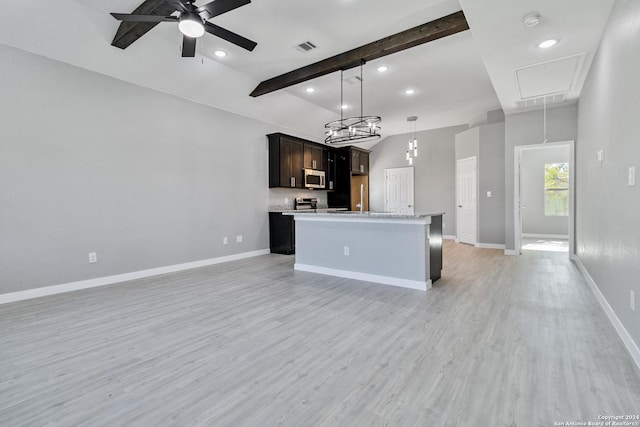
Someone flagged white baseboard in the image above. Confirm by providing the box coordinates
[504,249,519,256]
[294,263,430,291]
[522,233,569,239]
[475,243,505,250]
[575,257,640,371]
[443,235,456,240]
[0,249,271,305]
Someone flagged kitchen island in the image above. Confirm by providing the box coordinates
[286,212,443,291]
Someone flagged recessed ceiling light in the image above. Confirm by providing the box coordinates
[341,104,349,109]
[214,50,227,57]
[537,39,558,49]
[405,89,415,95]
[377,65,389,72]
[305,87,315,93]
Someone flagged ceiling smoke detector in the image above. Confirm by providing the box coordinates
[522,12,541,28]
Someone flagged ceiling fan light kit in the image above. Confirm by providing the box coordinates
[110,0,256,58]
[178,13,205,38]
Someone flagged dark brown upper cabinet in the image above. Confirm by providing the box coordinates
[303,144,325,171]
[325,149,337,191]
[350,147,370,174]
[268,133,304,188]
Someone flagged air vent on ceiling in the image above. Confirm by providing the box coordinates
[294,41,317,53]
[515,93,567,110]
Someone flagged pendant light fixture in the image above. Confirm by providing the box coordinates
[406,116,418,165]
[324,60,381,144]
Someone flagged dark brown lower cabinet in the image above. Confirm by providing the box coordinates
[269,212,295,255]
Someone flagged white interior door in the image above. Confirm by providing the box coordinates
[385,167,414,214]
[456,157,477,245]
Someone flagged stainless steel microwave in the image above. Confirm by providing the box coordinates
[303,169,326,189]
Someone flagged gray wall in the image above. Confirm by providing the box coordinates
[521,145,570,236]
[0,44,292,293]
[369,125,468,236]
[478,122,506,245]
[504,104,578,251]
[575,0,640,349]
[455,126,479,160]
[454,122,505,245]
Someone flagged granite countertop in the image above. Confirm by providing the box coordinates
[269,207,349,213]
[284,211,444,219]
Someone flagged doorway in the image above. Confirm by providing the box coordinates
[514,141,575,257]
[384,167,414,214]
[456,156,477,245]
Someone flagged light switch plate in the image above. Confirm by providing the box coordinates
[487,191,492,198]
[596,150,604,163]
[629,166,636,186]
[236,235,243,243]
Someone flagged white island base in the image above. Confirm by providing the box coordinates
[289,212,443,291]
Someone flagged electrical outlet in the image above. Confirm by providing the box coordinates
[631,290,635,312]
[596,149,604,163]
[629,166,636,186]
[284,197,289,205]
[343,246,350,256]
[236,235,243,243]
[223,237,228,245]
[88,252,97,263]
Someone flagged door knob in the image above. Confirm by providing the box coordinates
[458,205,462,208]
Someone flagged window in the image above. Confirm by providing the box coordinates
[544,162,569,216]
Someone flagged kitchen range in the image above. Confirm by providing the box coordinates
[268,198,347,255]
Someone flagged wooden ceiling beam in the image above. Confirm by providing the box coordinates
[111,0,178,50]
[249,10,469,97]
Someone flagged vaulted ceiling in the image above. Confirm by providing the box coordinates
[0,0,615,143]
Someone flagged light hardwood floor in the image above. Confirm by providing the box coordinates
[1,241,639,426]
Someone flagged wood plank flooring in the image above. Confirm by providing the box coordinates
[1,241,639,426]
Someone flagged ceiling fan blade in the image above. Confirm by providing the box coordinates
[182,36,197,57]
[164,0,188,13]
[197,0,251,20]
[204,22,257,51]
[111,13,178,23]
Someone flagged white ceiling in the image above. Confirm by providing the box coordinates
[459,0,615,114]
[0,0,615,143]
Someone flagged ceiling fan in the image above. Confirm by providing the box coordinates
[110,0,257,57]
